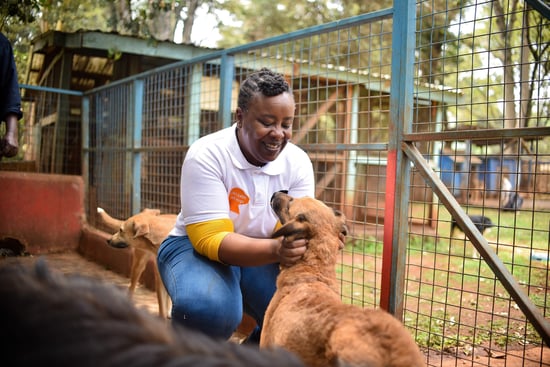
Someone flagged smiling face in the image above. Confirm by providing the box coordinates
[236,92,295,166]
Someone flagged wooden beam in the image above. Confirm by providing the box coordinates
[293,87,342,144]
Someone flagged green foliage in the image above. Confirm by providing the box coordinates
[107,47,122,61]
[37,0,111,33]
[0,0,41,83]
[344,236,381,255]
[0,0,39,30]
[440,0,550,144]
[217,0,391,48]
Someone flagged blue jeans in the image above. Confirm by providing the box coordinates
[157,235,279,340]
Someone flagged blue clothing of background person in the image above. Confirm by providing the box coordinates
[0,32,23,159]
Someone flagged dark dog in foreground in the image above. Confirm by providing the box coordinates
[261,192,425,367]
[451,214,495,236]
[0,259,304,367]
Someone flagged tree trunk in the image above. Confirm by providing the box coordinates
[493,0,518,129]
[519,10,531,128]
[181,0,202,44]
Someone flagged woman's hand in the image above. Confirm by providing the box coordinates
[277,237,308,267]
[1,115,19,158]
[275,230,345,267]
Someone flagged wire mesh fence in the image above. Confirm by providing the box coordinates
[408,1,550,365]
[9,1,550,366]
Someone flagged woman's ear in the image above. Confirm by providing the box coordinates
[236,107,243,128]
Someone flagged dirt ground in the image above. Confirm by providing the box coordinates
[340,250,550,367]
[435,348,550,367]
[341,195,550,366]
[0,251,161,316]
[1,250,548,366]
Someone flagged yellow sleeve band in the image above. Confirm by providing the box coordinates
[186,219,234,262]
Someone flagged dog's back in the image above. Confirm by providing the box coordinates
[0,259,304,367]
[451,214,494,235]
[327,307,426,367]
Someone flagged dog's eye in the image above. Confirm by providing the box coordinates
[296,213,307,222]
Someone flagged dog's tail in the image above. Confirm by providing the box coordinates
[97,207,124,231]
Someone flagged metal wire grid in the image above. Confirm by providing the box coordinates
[141,66,191,214]
[10,90,80,174]
[82,11,395,306]
[88,82,135,221]
[263,19,392,310]
[407,149,550,366]
[410,0,550,364]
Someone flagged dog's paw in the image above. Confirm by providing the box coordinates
[97,207,104,213]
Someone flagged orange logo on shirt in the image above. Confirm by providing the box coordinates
[229,188,249,214]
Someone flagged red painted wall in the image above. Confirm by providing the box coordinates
[0,172,85,254]
[0,171,158,290]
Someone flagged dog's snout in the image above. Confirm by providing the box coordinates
[271,190,289,204]
[107,237,129,249]
[271,190,291,212]
[341,224,348,237]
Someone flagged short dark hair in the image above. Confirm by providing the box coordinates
[237,68,292,111]
[0,259,306,367]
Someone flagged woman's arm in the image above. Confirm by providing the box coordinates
[186,219,308,267]
[218,232,307,267]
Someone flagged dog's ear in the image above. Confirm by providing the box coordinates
[134,218,168,245]
[272,216,312,240]
[133,219,150,239]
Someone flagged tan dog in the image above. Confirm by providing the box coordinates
[97,207,175,319]
[260,192,425,367]
[98,208,259,338]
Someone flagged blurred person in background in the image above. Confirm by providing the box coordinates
[0,32,22,160]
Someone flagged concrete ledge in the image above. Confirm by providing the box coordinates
[0,172,84,254]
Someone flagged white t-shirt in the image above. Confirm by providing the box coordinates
[170,124,315,238]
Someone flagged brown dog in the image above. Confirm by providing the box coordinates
[97,207,175,319]
[0,259,305,367]
[260,192,425,367]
